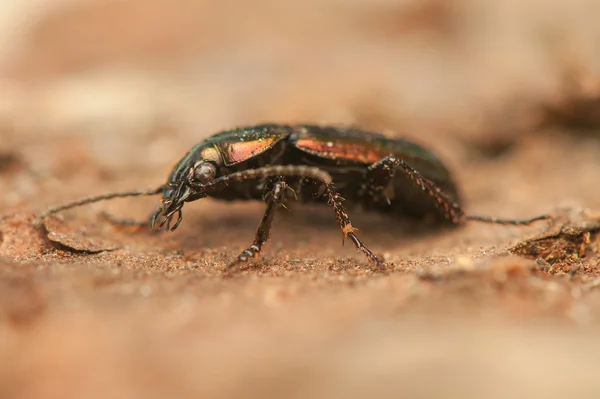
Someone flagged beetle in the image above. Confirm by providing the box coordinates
[38,123,549,270]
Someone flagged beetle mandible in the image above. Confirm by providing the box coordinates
[38,124,549,270]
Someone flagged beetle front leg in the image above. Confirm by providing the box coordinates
[325,183,386,270]
[228,179,289,269]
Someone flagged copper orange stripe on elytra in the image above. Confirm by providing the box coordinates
[220,137,281,165]
[295,140,388,163]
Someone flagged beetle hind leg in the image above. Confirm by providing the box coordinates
[391,158,550,226]
[394,158,464,224]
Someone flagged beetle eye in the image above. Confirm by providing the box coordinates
[193,162,216,184]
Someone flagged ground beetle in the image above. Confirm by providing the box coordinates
[39,124,549,270]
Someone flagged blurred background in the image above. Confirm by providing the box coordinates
[1,0,599,212]
[2,1,600,398]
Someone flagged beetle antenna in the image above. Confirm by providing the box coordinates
[35,187,164,226]
[199,165,333,192]
[465,214,551,226]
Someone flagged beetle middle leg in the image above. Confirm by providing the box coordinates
[324,183,385,269]
[228,179,290,269]
[364,155,401,205]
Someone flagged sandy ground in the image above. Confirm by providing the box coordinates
[1,1,600,398]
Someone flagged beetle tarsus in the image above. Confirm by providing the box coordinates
[325,183,385,269]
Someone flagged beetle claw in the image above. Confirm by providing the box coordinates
[170,210,183,231]
[149,205,162,230]
[158,216,168,229]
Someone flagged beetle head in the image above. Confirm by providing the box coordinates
[152,160,219,231]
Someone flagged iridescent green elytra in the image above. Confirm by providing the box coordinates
[164,124,461,223]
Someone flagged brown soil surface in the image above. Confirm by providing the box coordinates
[1,1,600,398]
